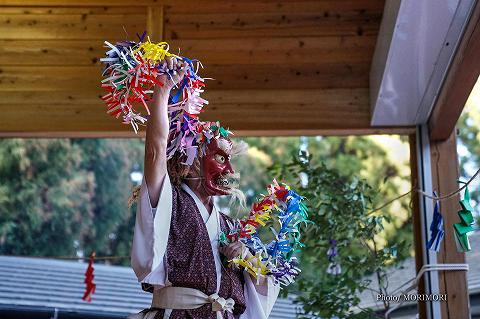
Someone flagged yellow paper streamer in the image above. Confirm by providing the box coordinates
[133,38,179,63]
[230,253,269,279]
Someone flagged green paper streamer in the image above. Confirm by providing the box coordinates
[219,126,229,138]
[453,185,475,252]
[219,232,228,246]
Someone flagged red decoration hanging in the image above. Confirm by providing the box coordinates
[82,252,96,302]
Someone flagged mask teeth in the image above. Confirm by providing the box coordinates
[215,174,240,188]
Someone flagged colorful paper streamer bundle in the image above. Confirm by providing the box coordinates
[220,180,310,286]
[100,34,228,165]
[453,185,476,252]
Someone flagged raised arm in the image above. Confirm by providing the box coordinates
[144,58,188,207]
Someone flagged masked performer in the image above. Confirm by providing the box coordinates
[129,58,280,319]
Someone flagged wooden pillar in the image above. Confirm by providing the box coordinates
[430,131,471,318]
[409,134,428,319]
[147,5,164,42]
[426,1,479,317]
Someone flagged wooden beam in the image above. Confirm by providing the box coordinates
[147,5,164,42]
[428,1,480,141]
[430,131,470,318]
[409,134,428,319]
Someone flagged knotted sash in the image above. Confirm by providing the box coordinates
[152,286,235,319]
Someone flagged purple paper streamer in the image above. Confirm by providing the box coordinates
[326,238,341,275]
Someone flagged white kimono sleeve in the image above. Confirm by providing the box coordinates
[241,274,280,319]
[130,174,172,287]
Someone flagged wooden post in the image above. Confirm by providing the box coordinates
[430,131,471,318]
[147,5,164,42]
[409,134,428,319]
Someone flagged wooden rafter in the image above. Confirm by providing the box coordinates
[428,1,480,141]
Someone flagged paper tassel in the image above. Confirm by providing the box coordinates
[427,193,444,252]
[82,252,96,302]
[453,185,475,252]
[100,34,230,166]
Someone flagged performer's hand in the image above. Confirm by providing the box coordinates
[156,57,189,93]
[219,241,246,260]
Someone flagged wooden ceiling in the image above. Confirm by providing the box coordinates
[0,0,411,137]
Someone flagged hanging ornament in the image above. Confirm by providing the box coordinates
[326,239,341,275]
[453,184,475,252]
[82,252,96,302]
[427,192,444,252]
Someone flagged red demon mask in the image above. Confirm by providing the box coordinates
[201,138,235,196]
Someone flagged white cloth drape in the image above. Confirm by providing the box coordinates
[130,175,279,318]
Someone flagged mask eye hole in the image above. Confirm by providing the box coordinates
[214,154,225,164]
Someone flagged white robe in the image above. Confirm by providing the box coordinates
[131,175,280,318]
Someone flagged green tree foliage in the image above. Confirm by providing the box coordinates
[0,134,411,261]
[231,135,412,259]
[0,139,95,256]
[0,134,412,318]
[270,153,406,318]
[71,139,144,260]
[0,139,144,262]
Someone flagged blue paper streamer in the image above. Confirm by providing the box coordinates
[427,192,444,252]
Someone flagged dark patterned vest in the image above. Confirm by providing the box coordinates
[150,185,246,319]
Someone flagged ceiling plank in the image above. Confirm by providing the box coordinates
[0,63,369,91]
[168,36,376,65]
[0,89,371,132]
[0,36,376,66]
[0,88,368,105]
[0,102,370,132]
[428,1,480,141]
[0,12,146,40]
[165,0,385,14]
[0,0,162,6]
[0,7,146,14]
[0,0,385,9]
[0,40,104,66]
[164,12,381,39]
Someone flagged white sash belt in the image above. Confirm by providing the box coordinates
[152,286,235,319]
